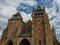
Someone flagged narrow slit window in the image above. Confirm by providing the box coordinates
[39,40,41,45]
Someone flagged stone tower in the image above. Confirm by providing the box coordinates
[0,6,59,45]
[32,6,46,45]
[32,6,53,45]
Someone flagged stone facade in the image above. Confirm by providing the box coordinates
[0,6,59,45]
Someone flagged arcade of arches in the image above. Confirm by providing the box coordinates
[6,39,30,45]
[20,39,30,45]
[6,40,13,45]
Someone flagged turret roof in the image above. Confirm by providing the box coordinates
[10,12,23,20]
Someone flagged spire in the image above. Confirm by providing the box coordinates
[10,12,23,20]
[52,25,55,30]
[32,7,34,13]
[37,5,41,10]
[36,5,43,11]
[43,6,45,12]
[33,7,34,11]
[38,5,41,8]
[52,25,56,37]
[43,6,45,10]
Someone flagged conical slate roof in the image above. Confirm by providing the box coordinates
[10,12,23,20]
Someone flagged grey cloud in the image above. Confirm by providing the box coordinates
[0,20,7,29]
[0,0,9,6]
[0,14,9,19]
[55,21,60,26]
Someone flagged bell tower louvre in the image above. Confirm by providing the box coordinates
[0,6,59,45]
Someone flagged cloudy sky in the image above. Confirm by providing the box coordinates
[0,0,60,42]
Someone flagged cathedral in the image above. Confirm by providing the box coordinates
[0,6,59,45]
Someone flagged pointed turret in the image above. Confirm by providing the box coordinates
[32,7,34,14]
[43,6,46,13]
[37,5,41,10]
[52,25,55,30]
[10,12,23,20]
[43,6,45,10]
[32,7,34,11]
[51,25,56,37]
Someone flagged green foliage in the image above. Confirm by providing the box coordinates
[59,43,60,45]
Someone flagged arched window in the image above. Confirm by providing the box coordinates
[20,39,30,45]
[6,40,13,45]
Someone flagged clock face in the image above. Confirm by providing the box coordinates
[38,29,41,32]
